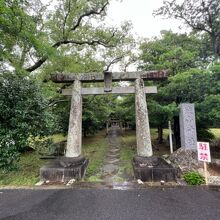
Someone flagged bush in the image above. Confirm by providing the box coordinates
[0,72,54,169]
[183,171,205,185]
[0,132,20,170]
[28,136,55,156]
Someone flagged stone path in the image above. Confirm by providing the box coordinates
[102,126,122,183]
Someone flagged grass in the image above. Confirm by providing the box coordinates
[0,128,171,186]
[51,134,66,143]
[119,131,136,177]
[2,128,219,186]
[82,130,108,181]
[0,152,46,186]
[210,128,220,139]
[0,131,108,186]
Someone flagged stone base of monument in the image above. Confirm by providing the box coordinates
[133,156,178,182]
[40,156,89,183]
[169,148,202,173]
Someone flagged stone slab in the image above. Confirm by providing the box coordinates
[40,157,88,183]
[105,158,120,164]
[106,153,120,158]
[62,86,157,95]
[51,70,168,83]
[109,149,120,153]
[132,156,178,182]
[179,103,197,150]
[103,164,118,174]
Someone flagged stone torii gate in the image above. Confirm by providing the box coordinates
[40,70,168,182]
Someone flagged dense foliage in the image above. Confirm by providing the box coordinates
[0,73,54,169]
[139,27,220,143]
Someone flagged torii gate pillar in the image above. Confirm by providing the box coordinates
[135,78,153,157]
[66,79,82,157]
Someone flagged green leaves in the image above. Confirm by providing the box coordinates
[139,31,201,74]
[154,0,220,58]
[0,72,54,169]
[183,171,205,185]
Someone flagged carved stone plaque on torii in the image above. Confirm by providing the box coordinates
[40,70,168,183]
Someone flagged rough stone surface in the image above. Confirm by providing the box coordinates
[133,156,178,182]
[40,156,88,182]
[208,176,220,185]
[169,148,203,172]
[66,79,82,157]
[135,78,152,157]
[105,158,120,164]
[103,164,118,175]
[59,156,86,167]
[51,70,168,83]
[104,71,112,92]
[62,86,157,95]
[179,103,197,150]
[211,159,220,166]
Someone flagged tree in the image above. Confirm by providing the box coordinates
[0,72,54,169]
[138,31,202,143]
[139,30,220,143]
[82,95,113,137]
[155,0,220,58]
[139,31,205,74]
[1,0,134,73]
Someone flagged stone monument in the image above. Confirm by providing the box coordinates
[169,103,200,172]
[179,103,197,150]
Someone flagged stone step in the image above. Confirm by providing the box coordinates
[105,158,120,164]
[106,154,120,159]
[109,149,120,153]
[102,164,118,174]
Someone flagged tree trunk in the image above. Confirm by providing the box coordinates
[173,116,181,149]
[83,128,87,138]
[157,125,163,144]
[212,34,220,59]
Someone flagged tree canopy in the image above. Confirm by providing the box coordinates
[155,0,220,58]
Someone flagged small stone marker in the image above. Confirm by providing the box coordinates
[179,103,197,150]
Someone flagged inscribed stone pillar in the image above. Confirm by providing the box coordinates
[135,78,153,157]
[66,79,82,157]
[179,103,197,150]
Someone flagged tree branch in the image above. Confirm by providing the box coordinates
[62,0,71,37]
[104,56,123,72]
[52,39,115,48]
[26,35,116,72]
[71,1,109,32]
[25,1,110,72]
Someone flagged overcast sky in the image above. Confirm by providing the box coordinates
[106,0,185,39]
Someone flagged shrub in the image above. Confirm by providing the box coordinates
[28,136,55,156]
[183,171,205,185]
[0,72,54,169]
[0,132,20,170]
